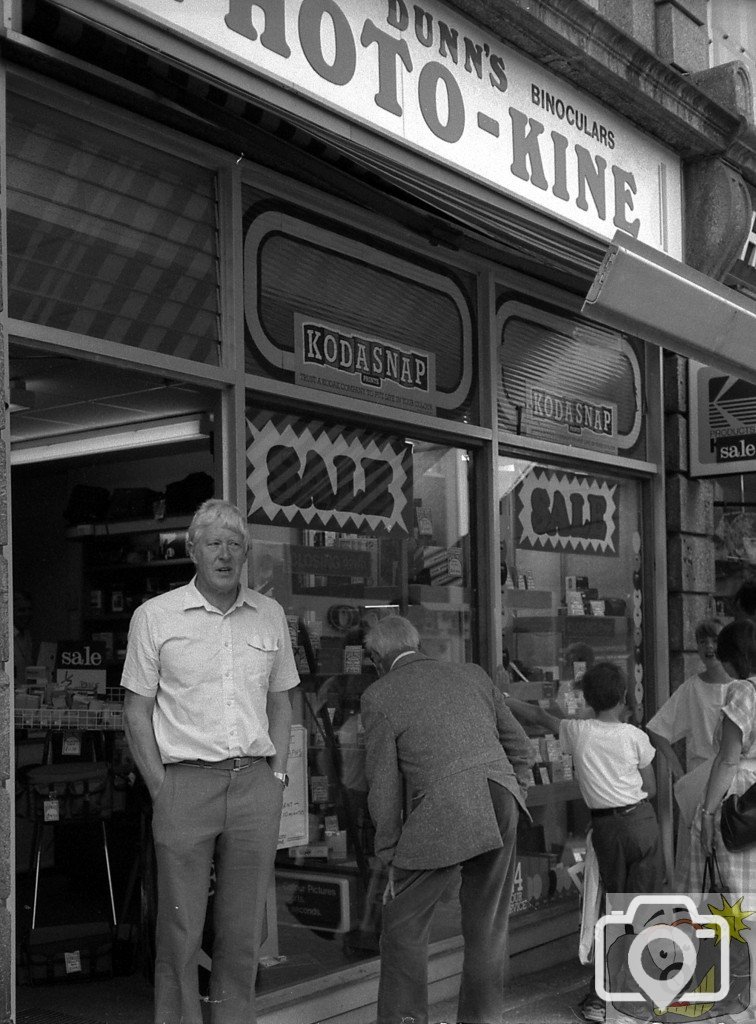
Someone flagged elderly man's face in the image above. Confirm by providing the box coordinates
[190,524,246,599]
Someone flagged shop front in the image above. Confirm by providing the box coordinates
[0,1,694,1022]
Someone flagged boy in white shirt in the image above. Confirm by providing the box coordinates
[543,661,662,1022]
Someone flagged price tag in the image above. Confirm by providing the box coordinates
[64,950,82,974]
[62,734,81,756]
[43,798,60,822]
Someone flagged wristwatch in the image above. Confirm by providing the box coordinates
[273,771,289,787]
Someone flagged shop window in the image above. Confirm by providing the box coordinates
[242,199,477,422]
[497,301,646,461]
[499,457,647,913]
[6,92,220,363]
[245,407,472,986]
[713,475,756,618]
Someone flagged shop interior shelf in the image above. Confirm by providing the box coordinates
[406,584,470,608]
[66,516,189,538]
[525,780,580,806]
[14,707,124,731]
[502,588,553,610]
[87,558,193,571]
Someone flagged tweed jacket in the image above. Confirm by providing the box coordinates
[362,652,535,870]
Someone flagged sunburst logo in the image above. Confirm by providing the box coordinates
[706,895,753,945]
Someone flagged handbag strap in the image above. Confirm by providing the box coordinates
[703,850,725,892]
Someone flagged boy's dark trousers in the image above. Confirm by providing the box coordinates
[590,799,663,894]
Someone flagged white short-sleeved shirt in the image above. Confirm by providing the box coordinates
[647,675,729,772]
[559,718,655,809]
[121,580,299,763]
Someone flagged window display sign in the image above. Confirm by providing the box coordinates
[295,315,437,417]
[246,411,413,535]
[515,468,619,556]
[524,384,617,450]
[278,725,308,850]
[689,360,756,476]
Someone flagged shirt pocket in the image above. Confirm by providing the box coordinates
[245,634,280,684]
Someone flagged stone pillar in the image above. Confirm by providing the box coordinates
[595,0,656,52]
[655,0,709,73]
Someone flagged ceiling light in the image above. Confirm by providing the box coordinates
[10,415,210,465]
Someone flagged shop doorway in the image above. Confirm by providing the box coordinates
[10,341,219,1023]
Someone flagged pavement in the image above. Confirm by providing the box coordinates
[429,955,595,1023]
[16,954,595,1024]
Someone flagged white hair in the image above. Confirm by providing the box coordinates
[188,499,248,549]
[366,615,420,659]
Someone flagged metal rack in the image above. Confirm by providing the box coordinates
[14,707,124,731]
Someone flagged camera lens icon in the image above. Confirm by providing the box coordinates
[595,895,730,1006]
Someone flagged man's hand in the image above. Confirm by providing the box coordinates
[382,864,396,904]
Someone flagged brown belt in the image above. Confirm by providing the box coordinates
[177,756,264,771]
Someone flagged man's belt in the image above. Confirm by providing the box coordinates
[177,756,264,771]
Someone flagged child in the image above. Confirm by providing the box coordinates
[543,661,662,1022]
[647,618,728,888]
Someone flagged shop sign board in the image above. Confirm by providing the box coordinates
[53,0,682,254]
[515,468,619,556]
[295,315,437,417]
[689,360,756,477]
[246,411,413,535]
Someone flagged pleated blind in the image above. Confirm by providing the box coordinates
[7,92,220,364]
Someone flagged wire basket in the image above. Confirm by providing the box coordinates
[14,707,124,731]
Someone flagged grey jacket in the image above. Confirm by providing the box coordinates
[362,652,535,870]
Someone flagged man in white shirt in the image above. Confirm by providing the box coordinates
[122,499,299,1024]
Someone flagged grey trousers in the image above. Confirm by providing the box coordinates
[377,783,519,1024]
[151,760,283,1024]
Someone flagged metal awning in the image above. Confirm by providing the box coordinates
[582,232,756,384]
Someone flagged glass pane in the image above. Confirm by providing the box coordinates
[498,456,647,915]
[245,407,473,988]
[713,473,756,617]
[7,93,220,363]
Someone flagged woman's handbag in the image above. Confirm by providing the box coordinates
[702,849,726,892]
[720,781,756,852]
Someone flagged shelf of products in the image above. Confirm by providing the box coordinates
[70,519,191,679]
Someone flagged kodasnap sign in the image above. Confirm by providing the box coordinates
[55,0,682,253]
[296,316,437,416]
